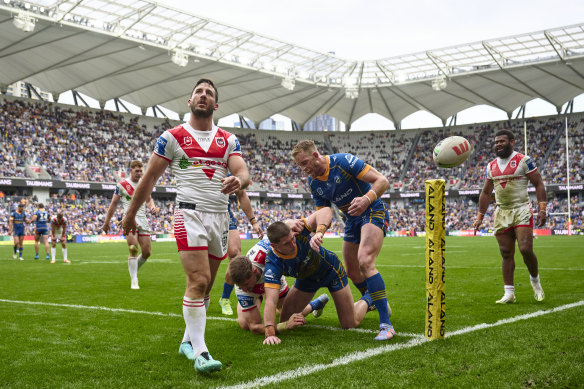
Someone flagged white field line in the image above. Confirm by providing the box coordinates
[218,300,584,389]
[0,299,418,336]
[375,264,584,271]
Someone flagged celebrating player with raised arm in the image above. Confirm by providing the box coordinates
[102,160,156,290]
[122,78,249,374]
[292,140,394,341]
[262,208,375,345]
[473,129,547,304]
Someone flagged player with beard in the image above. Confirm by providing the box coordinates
[122,78,249,374]
[473,129,547,304]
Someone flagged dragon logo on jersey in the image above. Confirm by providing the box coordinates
[216,137,225,148]
[179,156,190,169]
[511,161,517,168]
[184,137,192,146]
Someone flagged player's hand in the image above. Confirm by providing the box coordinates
[347,196,368,217]
[472,219,482,236]
[252,222,264,239]
[221,176,241,194]
[121,215,138,235]
[263,335,281,345]
[536,211,546,228]
[101,224,110,234]
[310,232,324,251]
[286,313,306,330]
[287,219,304,235]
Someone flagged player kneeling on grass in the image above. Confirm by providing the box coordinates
[263,208,374,345]
[228,239,329,335]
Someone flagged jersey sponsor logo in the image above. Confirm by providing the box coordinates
[526,157,536,171]
[221,230,228,250]
[179,156,190,169]
[344,154,357,168]
[238,296,254,308]
[233,138,241,152]
[155,136,168,156]
[334,188,352,203]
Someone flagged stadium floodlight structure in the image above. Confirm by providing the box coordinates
[281,76,295,91]
[170,49,189,67]
[431,75,447,91]
[13,12,35,32]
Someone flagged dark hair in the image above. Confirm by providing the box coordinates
[267,221,290,244]
[38,203,44,208]
[495,129,515,141]
[228,255,253,285]
[192,78,218,103]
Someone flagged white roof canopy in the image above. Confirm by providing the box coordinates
[1,1,584,127]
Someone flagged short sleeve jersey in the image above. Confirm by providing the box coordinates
[115,179,146,220]
[486,151,537,209]
[308,154,384,214]
[34,209,50,229]
[153,123,242,212]
[51,216,68,229]
[263,224,330,290]
[10,210,27,225]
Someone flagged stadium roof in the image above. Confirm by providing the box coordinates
[1,0,584,128]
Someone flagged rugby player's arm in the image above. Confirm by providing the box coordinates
[102,193,121,232]
[126,153,168,218]
[359,166,390,200]
[224,155,250,194]
[8,217,13,234]
[527,169,547,227]
[263,286,281,344]
[237,190,263,238]
[473,179,494,233]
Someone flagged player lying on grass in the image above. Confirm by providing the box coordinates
[263,208,375,345]
[227,239,329,335]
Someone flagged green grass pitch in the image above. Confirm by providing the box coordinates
[1,236,583,388]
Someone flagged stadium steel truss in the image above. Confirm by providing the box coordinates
[1,0,584,128]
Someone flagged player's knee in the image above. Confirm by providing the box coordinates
[186,273,210,295]
[141,247,151,259]
[237,317,248,331]
[128,244,139,256]
[345,267,362,281]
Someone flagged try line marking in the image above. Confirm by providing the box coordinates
[217,300,584,389]
[0,299,418,337]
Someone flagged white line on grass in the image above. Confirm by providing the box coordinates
[375,264,584,271]
[218,300,584,389]
[0,299,236,322]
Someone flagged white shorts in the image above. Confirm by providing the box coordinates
[135,215,151,236]
[173,208,228,260]
[51,228,65,241]
[493,204,533,235]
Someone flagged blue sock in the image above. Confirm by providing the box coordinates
[366,273,391,327]
[221,283,234,299]
[360,292,373,308]
[353,280,368,296]
[19,247,23,258]
[309,295,326,312]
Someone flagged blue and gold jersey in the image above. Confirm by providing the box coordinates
[10,210,27,225]
[34,209,50,229]
[308,153,384,214]
[264,225,342,290]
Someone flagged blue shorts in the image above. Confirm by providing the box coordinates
[228,205,238,231]
[35,227,49,236]
[343,204,389,244]
[13,226,25,237]
[293,252,348,293]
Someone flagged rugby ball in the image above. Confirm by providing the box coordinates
[433,136,472,168]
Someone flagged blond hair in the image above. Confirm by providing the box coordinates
[129,160,143,169]
[291,139,317,158]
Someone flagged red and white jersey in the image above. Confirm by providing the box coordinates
[51,216,67,230]
[153,123,242,212]
[115,179,146,220]
[486,151,537,209]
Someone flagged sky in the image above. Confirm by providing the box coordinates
[70,0,584,130]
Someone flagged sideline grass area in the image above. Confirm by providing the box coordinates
[1,236,583,388]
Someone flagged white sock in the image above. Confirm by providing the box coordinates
[62,248,67,261]
[181,327,190,343]
[204,295,210,311]
[128,256,138,280]
[530,274,540,284]
[504,285,515,295]
[137,254,146,270]
[51,247,56,260]
[183,296,207,357]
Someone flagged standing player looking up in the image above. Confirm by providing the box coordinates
[102,160,156,290]
[31,203,50,260]
[473,129,546,303]
[122,78,249,374]
[50,212,70,264]
[292,140,394,341]
[218,190,263,315]
[9,203,29,260]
